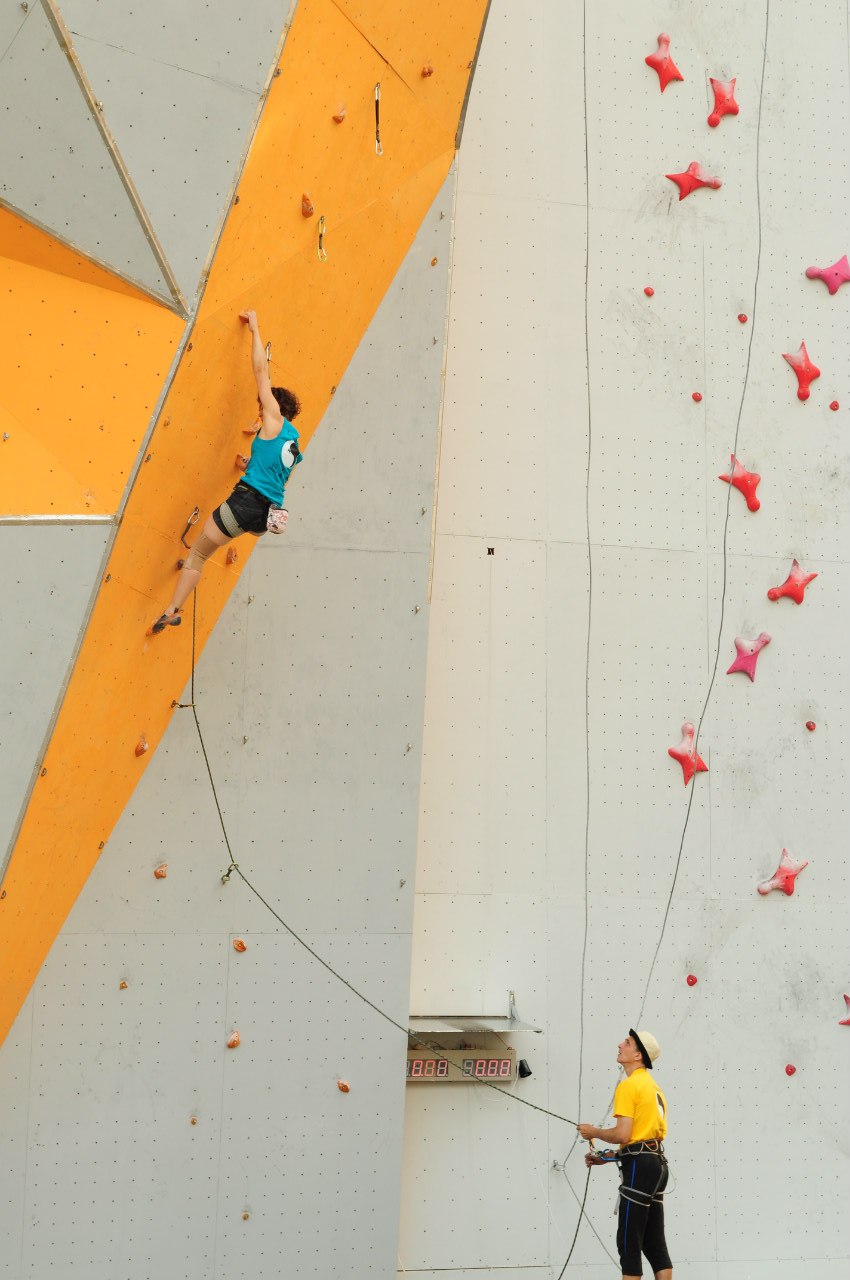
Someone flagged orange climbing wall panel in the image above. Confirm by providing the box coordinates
[0,0,489,1045]
[0,209,182,516]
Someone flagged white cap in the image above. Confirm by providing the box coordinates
[631,1028,661,1067]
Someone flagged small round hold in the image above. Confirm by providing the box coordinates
[785,1063,796,1076]
[242,1211,251,1221]
[301,193,314,218]
[190,1116,199,1125]
[430,257,438,266]
[692,392,703,402]
[154,863,167,879]
[227,1031,241,1049]
[337,1079,351,1092]
[644,286,654,297]
[421,64,434,78]
[332,105,347,123]
[135,737,148,758]
[235,453,249,472]
[226,546,238,565]
[686,974,698,987]
[738,313,748,323]
[233,938,248,952]
[829,400,839,411]
[118,980,128,990]
[176,558,185,570]
[805,720,816,732]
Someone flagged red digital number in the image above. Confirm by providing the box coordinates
[437,1059,449,1077]
[487,1058,499,1077]
[474,1059,487,1077]
[424,1059,436,1077]
[499,1059,511,1077]
[411,1059,423,1077]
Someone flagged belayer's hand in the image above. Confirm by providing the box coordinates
[577,1123,596,1140]
[584,1152,605,1168]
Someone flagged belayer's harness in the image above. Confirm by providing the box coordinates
[616,1139,668,1208]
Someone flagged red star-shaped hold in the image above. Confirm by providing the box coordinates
[666,161,722,201]
[767,558,818,604]
[646,33,684,92]
[839,995,850,1027]
[719,455,760,511]
[805,255,850,295]
[726,632,771,682]
[668,722,708,786]
[782,341,820,400]
[757,848,809,896]
[708,77,739,127]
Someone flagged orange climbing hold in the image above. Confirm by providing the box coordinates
[227,1031,241,1049]
[118,980,128,990]
[235,453,249,472]
[337,1079,351,1092]
[135,737,148,757]
[301,193,315,218]
[332,104,346,123]
[226,546,238,565]
[421,64,434,77]
[153,863,167,879]
[233,938,248,952]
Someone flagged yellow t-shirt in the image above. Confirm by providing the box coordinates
[613,1068,668,1143]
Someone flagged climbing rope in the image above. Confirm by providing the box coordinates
[183,592,581,1130]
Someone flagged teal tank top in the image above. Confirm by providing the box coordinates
[243,419,302,505]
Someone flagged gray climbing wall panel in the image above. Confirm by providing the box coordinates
[403,1,850,1277]
[58,0,294,302]
[0,523,109,873]
[0,171,456,1279]
[0,3,173,300]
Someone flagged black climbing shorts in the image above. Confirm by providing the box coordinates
[212,481,270,537]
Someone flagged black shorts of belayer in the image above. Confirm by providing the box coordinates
[212,481,271,537]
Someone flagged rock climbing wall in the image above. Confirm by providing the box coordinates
[401,2,850,1278]
[0,2,489,1277]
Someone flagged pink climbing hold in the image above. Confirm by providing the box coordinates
[738,313,748,323]
[645,33,684,92]
[758,847,809,897]
[839,995,850,1026]
[692,391,703,402]
[805,255,850,295]
[644,286,655,297]
[666,162,722,201]
[668,722,708,786]
[719,455,761,512]
[726,632,771,681]
[782,342,820,401]
[805,720,816,732]
[686,974,698,987]
[785,1064,796,1077]
[707,77,739,127]
[767,558,817,605]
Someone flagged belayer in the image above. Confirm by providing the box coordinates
[149,308,302,635]
[577,1029,672,1280]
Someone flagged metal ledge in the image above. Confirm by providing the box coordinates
[409,1015,542,1035]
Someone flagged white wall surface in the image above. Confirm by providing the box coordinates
[402,1,850,1276]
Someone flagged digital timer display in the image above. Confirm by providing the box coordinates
[405,1047,516,1083]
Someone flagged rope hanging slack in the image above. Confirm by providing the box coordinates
[180,593,581,1131]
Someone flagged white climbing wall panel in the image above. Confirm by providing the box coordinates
[0,175,456,1280]
[403,1,850,1278]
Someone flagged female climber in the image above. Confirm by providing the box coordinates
[149,309,302,635]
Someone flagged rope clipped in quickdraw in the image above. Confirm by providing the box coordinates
[317,215,327,262]
[374,82,383,156]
